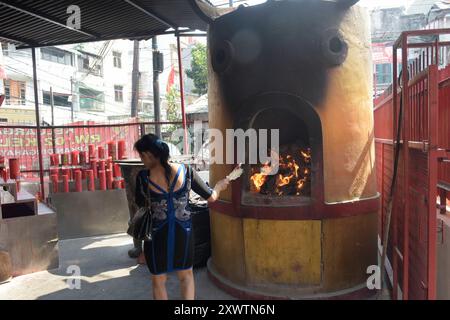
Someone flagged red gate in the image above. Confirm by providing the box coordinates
[375,29,450,300]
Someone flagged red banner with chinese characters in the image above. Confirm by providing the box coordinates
[0,121,140,177]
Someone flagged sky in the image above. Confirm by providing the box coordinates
[358,0,408,9]
[211,0,410,9]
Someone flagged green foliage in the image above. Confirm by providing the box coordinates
[186,43,207,96]
[164,87,181,143]
[166,86,180,122]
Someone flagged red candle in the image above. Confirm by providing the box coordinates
[71,151,79,166]
[79,151,87,165]
[62,168,71,181]
[98,170,107,191]
[50,154,59,166]
[88,144,95,160]
[51,174,59,193]
[106,169,113,189]
[113,180,120,189]
[113,163,121,178]
[107,157,113,171]
[87,169,95,191]
[75,170,82,192]
[107,141,116,160]
[99,160,106,172]
[121,180,125,189]
[98,146,105,159]
[62,175,69,193]
[118,140,126,160]
[3,168,9,181]
[50,168,59,178]
[82,169,87,180]
[9,158,20,180]
[90,159,98,179]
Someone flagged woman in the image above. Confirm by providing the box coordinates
[134,134,229,300]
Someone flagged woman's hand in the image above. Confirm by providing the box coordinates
[215,177,230,193]
[207,178,230,203]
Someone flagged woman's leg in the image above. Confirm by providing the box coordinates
[177,268,195,300]
[152,273,168,300]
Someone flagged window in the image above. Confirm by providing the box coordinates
[3,80,26,105]
[41,47,73,65]
[42,91,72,108]
[79,87,104,111]
[113,51,122,68]
[375,63,392,85]
[78,52,103,77]
[114,85,123,102]
[19,82,26,105]
[4,80,10,104]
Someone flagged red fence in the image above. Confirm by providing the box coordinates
[0,121,141,179]
[374,30,450,300]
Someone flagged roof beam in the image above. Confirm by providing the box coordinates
[0,32,37,46]
[122,0,177,29]
[16,30,172,49]
[0,0,100,39]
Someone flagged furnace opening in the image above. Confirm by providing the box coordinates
[248,108,312,197]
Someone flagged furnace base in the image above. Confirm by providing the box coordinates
[207,259,376,300]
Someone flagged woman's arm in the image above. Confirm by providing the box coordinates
[190,167,229,203]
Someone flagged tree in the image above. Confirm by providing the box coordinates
[186,43,208,96]
[164,86,181,144]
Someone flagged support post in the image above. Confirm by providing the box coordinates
[32,48,45,201]
[176,35,189,154]
[152,37,161,138]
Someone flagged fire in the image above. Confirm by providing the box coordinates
[249,162,271,192]
[249,147,311,196]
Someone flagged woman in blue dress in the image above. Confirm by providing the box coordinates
[134,134,229,300]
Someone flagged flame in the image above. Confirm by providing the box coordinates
[250,162,271,193]
[249,148,312,196]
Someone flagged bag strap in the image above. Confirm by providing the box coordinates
[140,169,152,208]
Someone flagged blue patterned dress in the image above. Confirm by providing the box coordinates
[135,164,212,275]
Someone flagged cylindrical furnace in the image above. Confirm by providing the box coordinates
[205,0,379,299]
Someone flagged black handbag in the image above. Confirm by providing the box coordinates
[127,174,152,241]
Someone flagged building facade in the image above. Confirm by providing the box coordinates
[0,35,205,126]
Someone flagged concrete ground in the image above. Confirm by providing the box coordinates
[0,233,235,300]
[0,233,391,300]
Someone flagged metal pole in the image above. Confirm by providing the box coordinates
[31,48,45,201]
[152,37,161,138]
[70,76,74,122]
[176,35,189,155]
[401,34,409,300]
[131,40,140,118]
[50,86,56,154]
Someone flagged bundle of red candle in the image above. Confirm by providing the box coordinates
[48,141,126,193]
[0,157,21,192]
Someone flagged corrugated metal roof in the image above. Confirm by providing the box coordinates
[406,0,440,15]
[0,0,213,48]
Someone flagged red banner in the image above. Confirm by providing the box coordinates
[0,121,140,176]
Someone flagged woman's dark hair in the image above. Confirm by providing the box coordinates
[134,134,172,187]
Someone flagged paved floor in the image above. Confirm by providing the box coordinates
[0,233,391,300]
[0,233,235,300]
